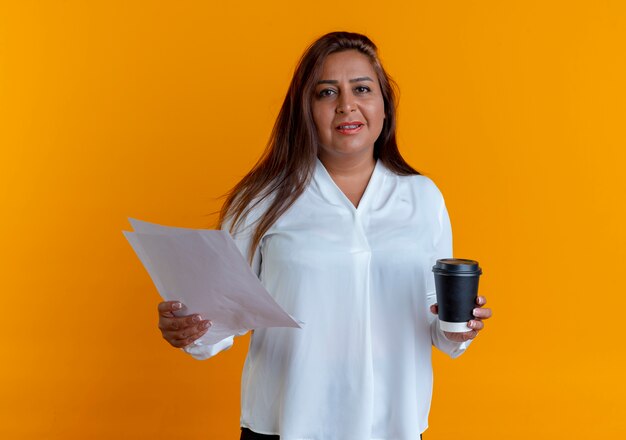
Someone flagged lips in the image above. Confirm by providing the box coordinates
[336,121,364,134]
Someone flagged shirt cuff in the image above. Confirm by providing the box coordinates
[431,318,472,359]
[181,335,234,360]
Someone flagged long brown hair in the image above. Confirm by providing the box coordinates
[219,31,420,261]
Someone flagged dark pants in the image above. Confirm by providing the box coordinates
[240,428,279,440]
[240,427,422,439]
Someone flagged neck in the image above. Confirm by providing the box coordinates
[317,152,377,208]
[317,152,376,180]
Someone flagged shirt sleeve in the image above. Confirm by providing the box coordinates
[182,207,263,360]
[424,179,473,359]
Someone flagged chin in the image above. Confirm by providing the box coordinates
[328,148,374,159]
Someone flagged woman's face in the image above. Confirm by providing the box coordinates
[311,50,385,161]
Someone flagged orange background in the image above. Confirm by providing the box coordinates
[1,1,625,439]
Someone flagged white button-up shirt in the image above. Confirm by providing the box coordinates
[185,158,471,440]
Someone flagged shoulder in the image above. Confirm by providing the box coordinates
[222,192,275,236]
[383,167,446,206]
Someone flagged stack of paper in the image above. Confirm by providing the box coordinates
[123,218,301,345]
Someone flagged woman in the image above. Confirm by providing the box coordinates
[157,31,492,440]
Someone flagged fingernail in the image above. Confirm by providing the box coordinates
[468,321,474,328]
[192,315,202,323]
[172,302,182,310]
[473,308,479,316]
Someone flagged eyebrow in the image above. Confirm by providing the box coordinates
[316,76,374,85]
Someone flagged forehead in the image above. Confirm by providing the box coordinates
[318,50,378,80]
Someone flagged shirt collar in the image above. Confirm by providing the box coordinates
[312,157,387,212]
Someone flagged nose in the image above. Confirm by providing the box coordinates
[335,95,357,114]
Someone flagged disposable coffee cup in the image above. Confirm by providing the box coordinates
[432,258,482,333]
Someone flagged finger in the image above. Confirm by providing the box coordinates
[178,327,209,349]
[444,330,478,342]
[158,301,184,318]
[464,330,479,340]
[171,319,211,339]
[171,332,203,349]
[476,296,487,306]
[184,324,211,344]
[170,321,212,347]
[467,319,484,331]
[159,314,203,332]
[472,307,492,320]
[457,329,478,341]
[430,304,438,314]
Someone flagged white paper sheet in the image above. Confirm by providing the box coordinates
[123,218,301,345]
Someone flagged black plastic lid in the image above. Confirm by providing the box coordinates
[432,258,482,275]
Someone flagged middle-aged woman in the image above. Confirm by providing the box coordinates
[156,31,492,440]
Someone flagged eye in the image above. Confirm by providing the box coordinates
[355,85,371,93]
[318,88,336,98]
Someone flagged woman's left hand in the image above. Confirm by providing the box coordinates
[429,295,492,342]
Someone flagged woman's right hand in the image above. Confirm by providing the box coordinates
[157,301,212,348]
